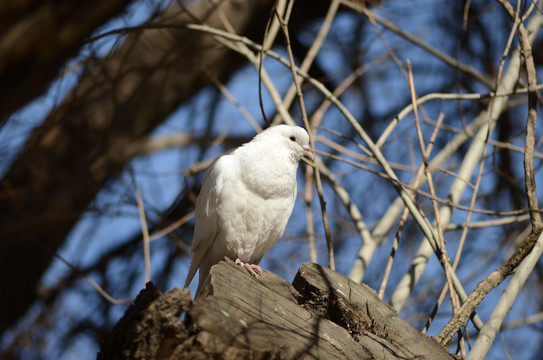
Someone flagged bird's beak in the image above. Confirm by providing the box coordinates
[303,147,314,160]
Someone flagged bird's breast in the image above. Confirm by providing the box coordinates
[216,180,295,263]
[238,156,298,199]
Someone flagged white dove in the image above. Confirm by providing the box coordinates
[184,124,313,296]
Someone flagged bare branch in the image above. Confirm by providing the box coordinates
[341,0,494,87]
[136,188,151,284]
[389,8,543,315]
[467,230,543,360]
[274,5,335,270]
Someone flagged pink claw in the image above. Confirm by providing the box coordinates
[235,258,262,277]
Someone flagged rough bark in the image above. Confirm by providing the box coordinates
[98,261,457,360]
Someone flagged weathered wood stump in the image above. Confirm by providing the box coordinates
[97,259,456,359]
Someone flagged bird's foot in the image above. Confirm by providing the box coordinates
[235,258,262,277]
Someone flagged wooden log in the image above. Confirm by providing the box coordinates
[293,262,456,360]
[97,259,457,359]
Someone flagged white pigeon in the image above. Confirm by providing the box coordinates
[184,125,313,296]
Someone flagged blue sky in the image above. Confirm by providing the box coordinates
[1,1,542,359]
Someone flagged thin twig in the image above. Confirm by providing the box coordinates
[317,149,543,217]
[149,210,195,241]
[304,167,317,263]
[52,251,132,305]
[434,7,525,344]
[389,7,543,316]
[438,1,543,350]
[376,85,543,149]
[136,188,151,284]
[377,215,404,300]
[411,64,464,343]
[341,0,494,87]
[258,2,278,126]
[378,102,445,301]
[407,61,458,317]
[316,157,374,259]
[443,214,530,231]
[467,230,543,360]
[271,0,341,125]
[274,5,335,269]
[422,117,543,161]
[317,135,414,172]
[407,59,463,347]
[288,0,340,263]
[199,65,262,132]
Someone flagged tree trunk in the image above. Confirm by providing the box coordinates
[0,0,134,120]
[98,261,457,359]
[0,0,276,333]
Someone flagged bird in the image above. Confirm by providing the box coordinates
[184,124,314,297]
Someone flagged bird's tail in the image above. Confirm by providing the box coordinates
[184,260,198,288]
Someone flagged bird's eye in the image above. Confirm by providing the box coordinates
[289,136,296,141]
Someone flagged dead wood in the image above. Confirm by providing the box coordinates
[98,260,457,360]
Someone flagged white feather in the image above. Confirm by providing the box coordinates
[183,125,312,296]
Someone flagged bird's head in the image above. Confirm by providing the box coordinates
[265,125,314,162]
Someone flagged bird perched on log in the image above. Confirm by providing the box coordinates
[184,125,314,296]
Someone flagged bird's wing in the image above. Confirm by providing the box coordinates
[183,155,233,288]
